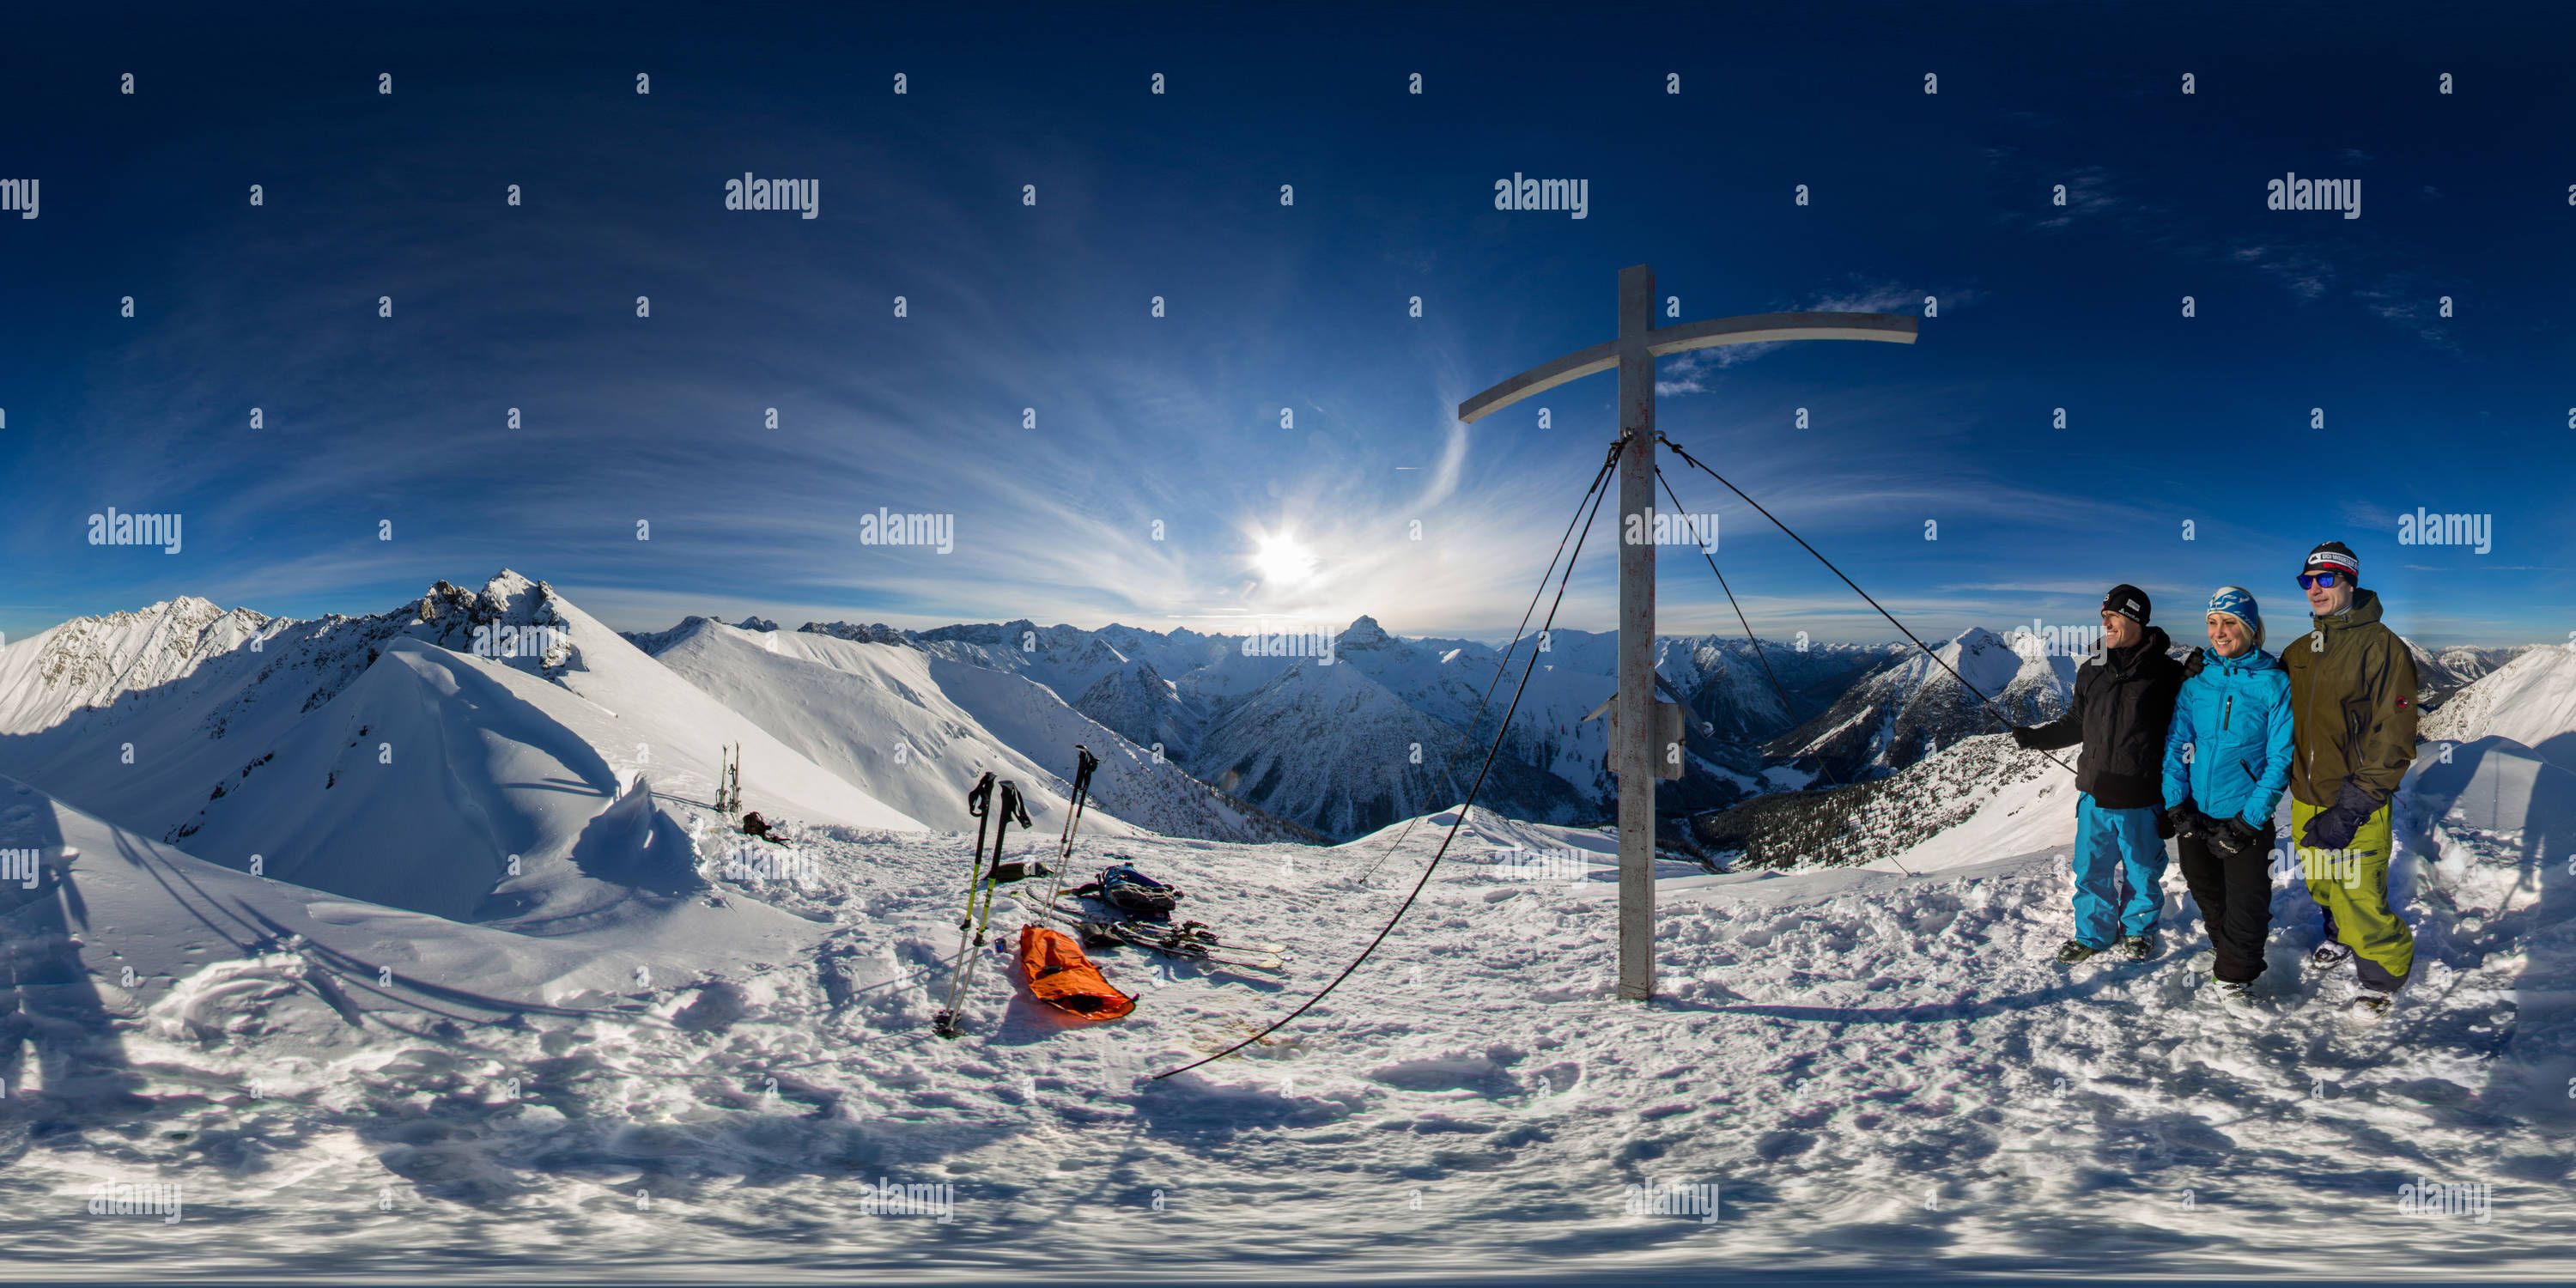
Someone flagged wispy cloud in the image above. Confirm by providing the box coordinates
[2023,165,2129,231]
[2229,240,2336,301]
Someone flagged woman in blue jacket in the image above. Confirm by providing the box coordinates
[2160,586,2296,1005]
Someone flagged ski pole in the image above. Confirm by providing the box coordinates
[938,779,1028,1037]
[933,773,997,1039]
[1041,745,1102,909]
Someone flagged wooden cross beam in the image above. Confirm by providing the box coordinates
[1456,264,1917,1002]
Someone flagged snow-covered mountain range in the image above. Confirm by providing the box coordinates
[622,611,1903,837]
[1763,625,2076,782]
[8,617,2574,1279]
[9,575,2547,866]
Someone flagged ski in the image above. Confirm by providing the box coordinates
[1158,917,1288,955]
[1035,906,1287,973]
[1106,926,1287,974]
[1037,898,1289,956]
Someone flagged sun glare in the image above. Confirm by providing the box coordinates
[1255,534,1316,586]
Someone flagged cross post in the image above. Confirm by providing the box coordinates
[1457,264,1917,1002]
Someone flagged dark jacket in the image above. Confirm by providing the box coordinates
[2280,587,2419,808]
[2022,625,2186,810]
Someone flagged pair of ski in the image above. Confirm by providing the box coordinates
[932,746,1102,1039]
[1024,893,1290,974]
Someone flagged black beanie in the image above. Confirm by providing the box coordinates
[2102,584,2150,625]
[2302,540,2359,582]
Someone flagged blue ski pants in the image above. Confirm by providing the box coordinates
[2069,793,2168,949]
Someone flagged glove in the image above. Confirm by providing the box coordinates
[2154,807,2177,841]
[2164,803,2209,842]
[2209,817,2265,858]
[2010,726,2040,749]
[2179,647,2207,680]
[2300,783,2379,850]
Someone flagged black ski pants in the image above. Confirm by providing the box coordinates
[2176,830,2275,983]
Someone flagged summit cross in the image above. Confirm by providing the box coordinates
[1457,263,1919,1001]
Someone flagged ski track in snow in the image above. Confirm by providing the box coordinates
[7,744,2574,1280]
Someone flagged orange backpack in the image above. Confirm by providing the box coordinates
[1018,925,1136,1021]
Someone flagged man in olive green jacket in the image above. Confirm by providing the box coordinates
[2281,540,2418,1016]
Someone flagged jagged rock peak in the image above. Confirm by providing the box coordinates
[1340,615,1394,649]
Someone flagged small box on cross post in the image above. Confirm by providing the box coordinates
[1607,700,1687,780]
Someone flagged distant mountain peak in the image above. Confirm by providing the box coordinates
[799,621,911,646]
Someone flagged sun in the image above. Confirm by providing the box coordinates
[1254,534,1316,587]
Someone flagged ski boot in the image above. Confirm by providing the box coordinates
[2120,932,2157,962]
[2054,939,2102,964]
[2208,979,2257,1010]
[2308,941,2354,971]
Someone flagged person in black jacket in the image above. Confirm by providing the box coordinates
[2011,585,2187,963]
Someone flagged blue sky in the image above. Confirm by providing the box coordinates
[3,2,2569,648]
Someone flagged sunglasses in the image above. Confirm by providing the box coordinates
[2296,572,2344,590]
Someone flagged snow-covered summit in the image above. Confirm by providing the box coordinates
[2425,645,2576,766]
[0,572,927,920]
[1769,626,2075,780]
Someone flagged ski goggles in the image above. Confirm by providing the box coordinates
[2296,572,2344,589]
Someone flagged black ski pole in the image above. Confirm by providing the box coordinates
[1042,745,1102,908]
[938,779,1028,1038]
[933,773,997,1039]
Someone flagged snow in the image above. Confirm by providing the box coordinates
[9,586,2576,1277]
[644,617,1137,839]
[2425,645,2576,769]
[1774,628,2075,778]
[641,618,1309,845]
[1879,752,2080,874]
[10,712,2576,1277]
[0,575,923,924]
